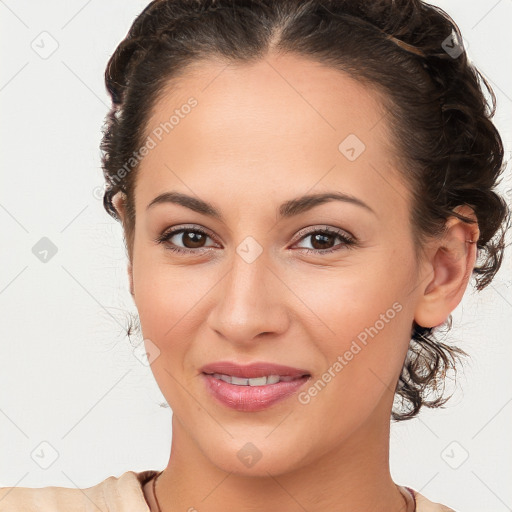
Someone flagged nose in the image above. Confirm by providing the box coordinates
[206,248,290,346]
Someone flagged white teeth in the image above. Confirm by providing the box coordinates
[247,376,267,386]
[231,376,249,385]
[218,374,232,383]
[211,373,286,386]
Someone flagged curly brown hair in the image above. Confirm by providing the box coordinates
[100,0,510,421]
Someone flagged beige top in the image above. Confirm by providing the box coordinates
[0,469,456,511]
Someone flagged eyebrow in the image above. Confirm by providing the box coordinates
[146,191,376,220]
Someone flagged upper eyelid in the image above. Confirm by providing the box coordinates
[162,224,219,242]
[293,225,355,242]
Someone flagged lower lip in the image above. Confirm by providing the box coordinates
[201,373,310,412]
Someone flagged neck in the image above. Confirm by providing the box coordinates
[154,397,405,512]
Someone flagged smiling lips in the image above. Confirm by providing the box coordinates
[200,361,310,378]
[208,374,296,385]
[200,361,311,411]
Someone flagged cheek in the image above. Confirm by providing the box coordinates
[131,256,209,412]
[287,260,414,394]
[284,253,412,337]
[132,232,204,324]
[131,245,218,372]
[133,266,207,349]
[294,288,411,443]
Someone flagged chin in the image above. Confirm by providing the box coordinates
[198,433,312,477]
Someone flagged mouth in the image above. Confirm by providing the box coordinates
[199,360,310,379]
[203,372,307,386]
[199,361,311,412]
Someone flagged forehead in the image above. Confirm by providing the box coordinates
[136,53,410,219]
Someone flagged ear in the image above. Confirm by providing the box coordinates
[112,191,135,297]
[112,190,127,225]
[414,205,480,328]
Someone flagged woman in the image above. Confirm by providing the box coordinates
[0,0,508,511]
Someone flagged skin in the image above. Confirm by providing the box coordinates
[113,53,479,512]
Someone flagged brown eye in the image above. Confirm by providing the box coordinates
[178,230,208,249]
[155,226,218,254]
[293,227,356,255]
[309,232,337,250]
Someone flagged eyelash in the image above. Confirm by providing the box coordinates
[154,225,357,256]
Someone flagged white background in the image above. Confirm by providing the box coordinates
[0,1,510,511]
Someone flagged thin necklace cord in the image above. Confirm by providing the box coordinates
[152,470,163,512]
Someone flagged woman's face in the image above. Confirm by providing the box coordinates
[127,54,430,475]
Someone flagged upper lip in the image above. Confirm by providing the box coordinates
[200,361,310,379]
